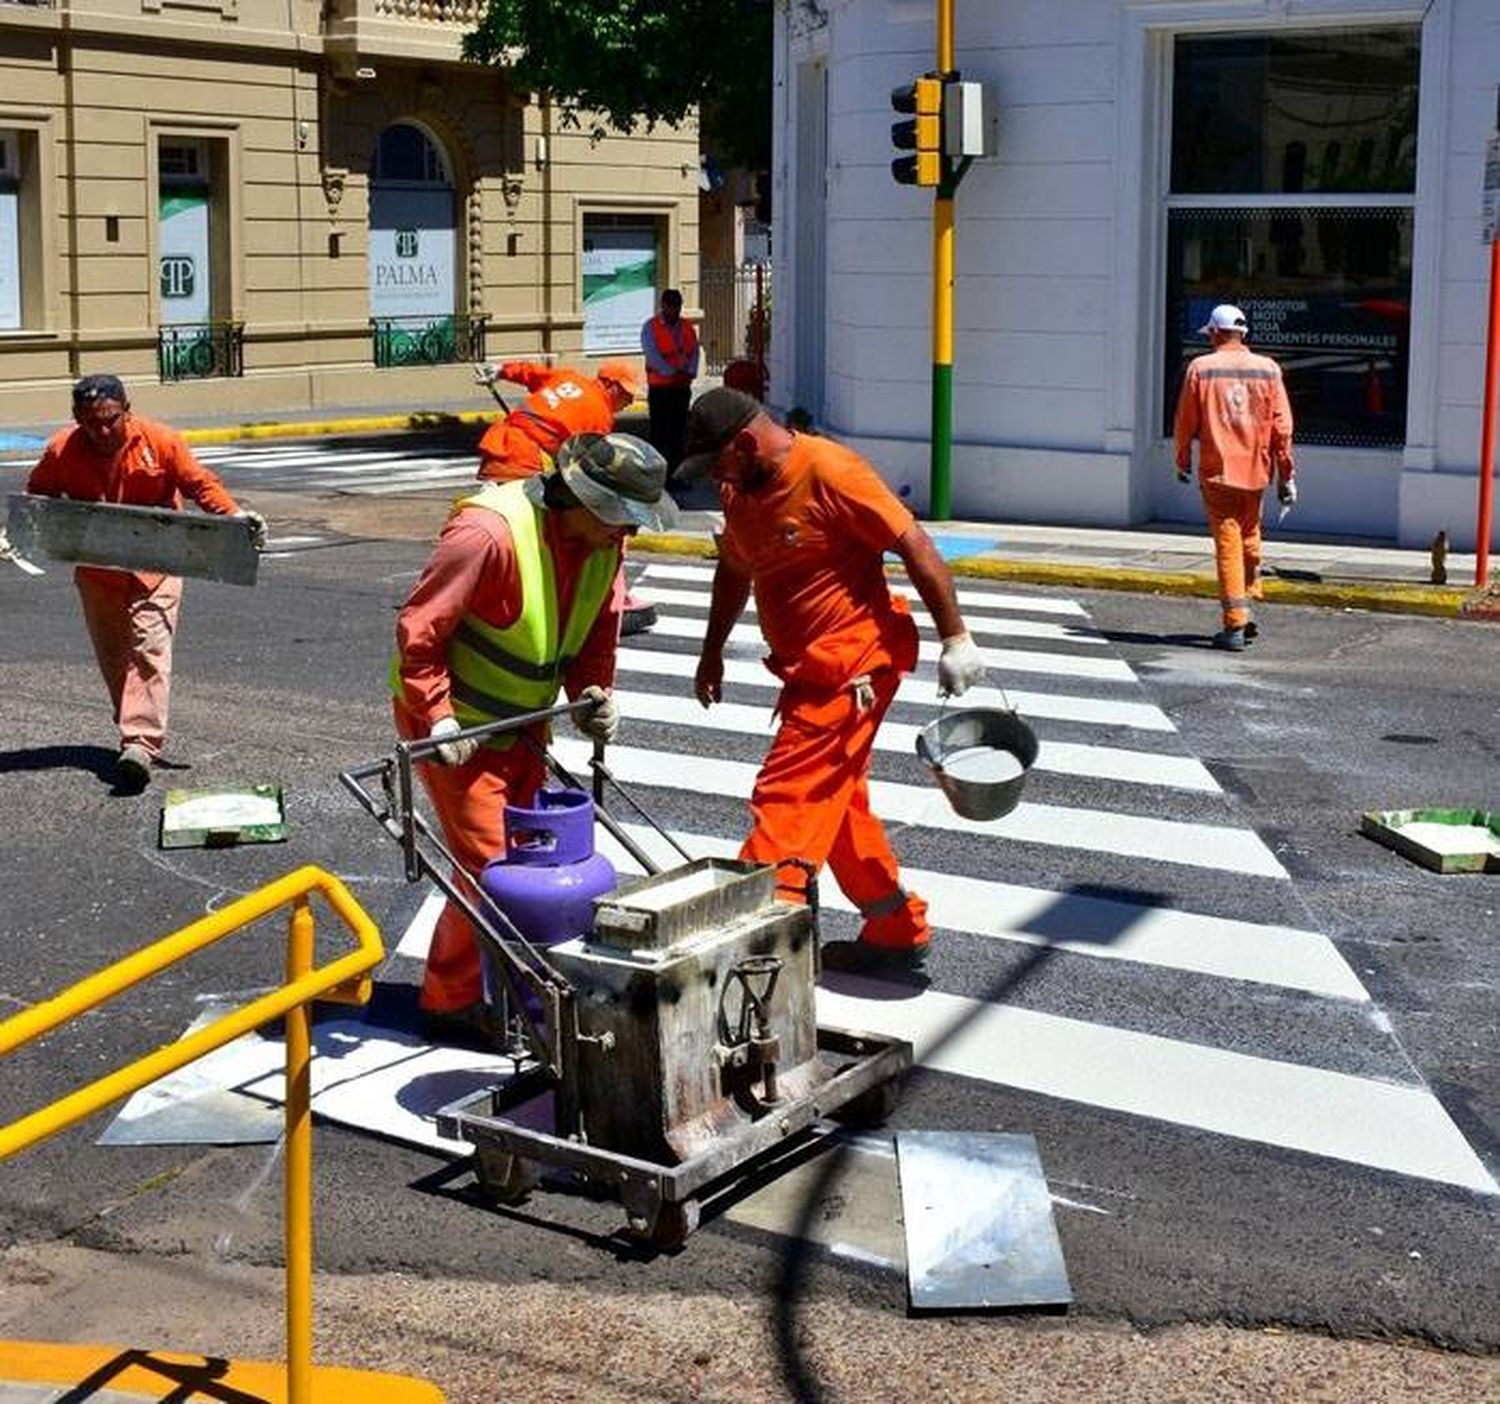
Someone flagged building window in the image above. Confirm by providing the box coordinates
[1164,27,1418,448]
[581,213,661,354]
[157,135,238,377]
[368,123,460,365]
[0,126,43,331]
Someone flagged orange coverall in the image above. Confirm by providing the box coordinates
[477,362,620,482]
[26,416,240,759]
[1173,342,1296,630]
[719,434,928,951]
[393,505,623,1013]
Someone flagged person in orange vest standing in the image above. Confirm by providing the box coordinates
[474,358,641,483]
[641,288,700,476]
[25,374,265,789]
[1173,304,1296,652]
[681,388,987,977]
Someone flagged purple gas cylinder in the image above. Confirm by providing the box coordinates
[479,788,617,958]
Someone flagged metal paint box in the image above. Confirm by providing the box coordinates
[6,493,260,586]
[1360,807,1500,874]
[547,861,823,1163]
[160,786,287,849]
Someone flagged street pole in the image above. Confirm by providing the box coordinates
[930,0,956,521]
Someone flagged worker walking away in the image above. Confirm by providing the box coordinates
[474,358,642,483]
[392,432,676,1049]
[475,357,658,635]
[641,289,699,477]
[1173,304,1296,651]
[25,374,266,789]
[681,388,986,976]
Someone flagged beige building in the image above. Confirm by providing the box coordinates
[0,0,700,427]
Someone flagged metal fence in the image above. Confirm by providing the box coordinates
[370,313,488,369]
[699,263,770,376]
[157,322,245,382]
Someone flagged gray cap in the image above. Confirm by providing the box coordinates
[523,432,678,532]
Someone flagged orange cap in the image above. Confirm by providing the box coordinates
[597,359,643,399]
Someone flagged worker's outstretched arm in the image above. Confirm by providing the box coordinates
[694,554,752,707]
[893,523,986,697]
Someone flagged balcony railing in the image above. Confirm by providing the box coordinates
[157,321,245,382]
[370,312,487,368]
[369,0,483,22]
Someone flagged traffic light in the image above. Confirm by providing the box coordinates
[891,76,943,186]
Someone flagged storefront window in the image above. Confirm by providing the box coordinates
[1165,207,1411,448]
[1165,28,1418,448]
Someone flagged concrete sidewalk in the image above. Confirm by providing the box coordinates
[3,400,1493,620]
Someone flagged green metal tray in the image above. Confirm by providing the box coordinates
[1360,807,1500,874]
[159,785,287,850]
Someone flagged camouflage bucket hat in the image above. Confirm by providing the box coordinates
[525,431,678,532]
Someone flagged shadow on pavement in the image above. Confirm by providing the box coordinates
[0,743,117,784]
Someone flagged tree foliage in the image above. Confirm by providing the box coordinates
[463,0,772,171]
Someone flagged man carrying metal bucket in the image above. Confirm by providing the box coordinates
[681,388,987,974]
[391,432,676,1048]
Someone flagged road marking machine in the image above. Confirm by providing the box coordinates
[341,700,911,1249]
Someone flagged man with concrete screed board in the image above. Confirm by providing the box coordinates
[24,374,266,789]
[681,387,987,977]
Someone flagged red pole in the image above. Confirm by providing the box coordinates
[753,262,766,398]
[1478,235,1500,587]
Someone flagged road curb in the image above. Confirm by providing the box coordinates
[178,409,502,446]
[634,534,1474,620]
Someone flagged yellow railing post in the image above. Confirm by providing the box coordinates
[286,896,315,1404]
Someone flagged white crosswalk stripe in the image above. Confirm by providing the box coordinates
[395,560,1495,1195]
[194,440,479,496]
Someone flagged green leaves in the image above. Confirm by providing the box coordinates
[463,0,771,169]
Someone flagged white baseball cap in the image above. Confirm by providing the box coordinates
[1198,304,1248,336]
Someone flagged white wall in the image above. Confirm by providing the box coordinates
[772,0,1500,549]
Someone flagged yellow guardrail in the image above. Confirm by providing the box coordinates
[0,865,410,1404]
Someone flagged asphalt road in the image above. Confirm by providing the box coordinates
[0,460,1497,1397]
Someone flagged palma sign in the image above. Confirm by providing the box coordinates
[369,190,454,319]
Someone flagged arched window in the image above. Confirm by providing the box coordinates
[368,123,464,366]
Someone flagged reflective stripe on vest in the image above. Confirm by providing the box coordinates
[390,480,617,748]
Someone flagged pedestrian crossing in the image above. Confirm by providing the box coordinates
[395,559,1495,1196]
[193,439,479,496]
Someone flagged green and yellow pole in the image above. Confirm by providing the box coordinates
[930,0,957,520]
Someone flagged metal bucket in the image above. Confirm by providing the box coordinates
[916,708,1038,821]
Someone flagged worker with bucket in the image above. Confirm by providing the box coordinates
[681,388,987,976]
[391,432,676,1048]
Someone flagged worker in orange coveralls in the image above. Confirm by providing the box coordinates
[392,433,676,1049]
[474,359,642,482]
[25,374,265,789]
[474,357,659,634]
[1173,303,1296,652]
[682,388,987,976]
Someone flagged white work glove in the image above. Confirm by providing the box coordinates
[937,632,986,698]
[238,509,268,549]
[473,361,499,386]
[430,716,478,768]
[573,685,619,745]
[1277,477,1298,506]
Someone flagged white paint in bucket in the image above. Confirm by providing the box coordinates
[941,746,1027,784]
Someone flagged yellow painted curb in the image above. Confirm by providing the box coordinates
[180,410,501,446]
[0,1339,443,1401]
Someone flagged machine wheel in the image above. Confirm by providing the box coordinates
[474,1147,537,1205]
[625,1198,700,1250]
[830,1079,900,1128]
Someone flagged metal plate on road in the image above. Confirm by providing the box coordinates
[898,1130,1071,1313]
[6,493,260,585]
